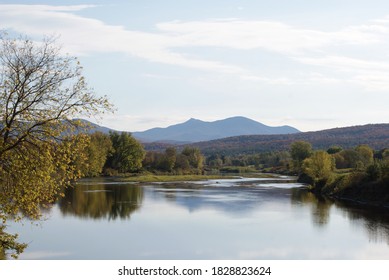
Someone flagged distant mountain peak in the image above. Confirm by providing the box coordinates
[132,116,300,143]
[186,118,203,123]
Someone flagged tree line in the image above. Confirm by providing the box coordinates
[78,131,205,177]
[289,141,389,197]
[202,140,389,197]
[192,123,389,156]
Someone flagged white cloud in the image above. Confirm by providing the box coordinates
[92,114,189,132]
[296,55,389,72]
[0,4,244,74]
[295,55,389,91]
[2,4,389,90]
[240,75,295,85]
[157,19,378,54]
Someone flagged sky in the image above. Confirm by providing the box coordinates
[1,0,389,132]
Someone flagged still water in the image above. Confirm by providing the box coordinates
[9,175,389,259]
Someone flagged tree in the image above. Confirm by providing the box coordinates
[336,145,374,170]
[355,145,374,169]
[339,149,360,169]
[207,154,223,168]
[175,154,191,174]
[290,141,312,173]
[83,132,113,177]
[383,149,389,160]
[105,132,145,173]
[182,146,204,173]
[142,151,159,171]
[302,151,334,188]
[327,146,342,154]
[0,33,113,258]
[158,147,177,172]
[0,33,112,158]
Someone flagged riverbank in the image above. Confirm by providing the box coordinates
[79,172,283,183]
[329,181,389,209]
[115,174,237,183]
[303,171,389,209]
[95,172,280,183]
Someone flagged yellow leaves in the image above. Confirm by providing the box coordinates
[1,32,115,258]
[0,135,90,221]
[0,225,27,259]
[302,151,335,183]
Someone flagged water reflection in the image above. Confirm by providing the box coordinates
[291,189,332,227]
[145,179,294,214]
[58,178,389,243]
[334,201,389,245]
[291,188,389,244]
[58,181,144,220]
[47,177,389,259]
[58,178,299,219]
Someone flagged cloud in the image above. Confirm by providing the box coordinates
[295,55,389,90]
[2,4,389,89]
[92,114,188,132]
[296,55,389,72]
[0,4,244,74]
[240,75,295,85]
[156,19,378,54]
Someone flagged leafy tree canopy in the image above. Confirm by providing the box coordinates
[0,32,113,258]
[302,150,334,186]
[290,141,312,172]
[105,132,145,173]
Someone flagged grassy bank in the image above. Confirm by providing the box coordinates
[113,171,282,183]
[302,169,389,209]
[116,174,238,183]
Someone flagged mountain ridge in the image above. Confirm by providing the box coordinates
[188,123,389,155]
[75,119,389,154]
[131,116,300,142]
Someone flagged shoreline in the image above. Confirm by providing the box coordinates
[78,172,284,184]
[329,193,389,210]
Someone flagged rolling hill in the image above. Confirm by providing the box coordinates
[189,123,389,155]
[73,119,117,134]
[75,118,389,155]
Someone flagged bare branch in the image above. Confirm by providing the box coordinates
[0,34,114,157]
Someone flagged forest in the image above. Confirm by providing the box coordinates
[207,140,389,207]
[187,123,389,156]
[77,131,205,177]
[76,129,389,210]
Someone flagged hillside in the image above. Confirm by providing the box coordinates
[73,119,389,155]
[189,123,389,155]
[73,119,117,134]
[132,116,300,142]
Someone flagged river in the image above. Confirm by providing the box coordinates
[8,175,389,259]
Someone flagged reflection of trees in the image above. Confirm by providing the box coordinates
[291,188,333,227]
[58,183,144,220]
[334,201,389,245]
[292,188,389,243]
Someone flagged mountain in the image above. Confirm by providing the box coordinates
[72,119,117,134]
[190,123,389,155]
[132,116,300,143]
[70,119,389,155]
